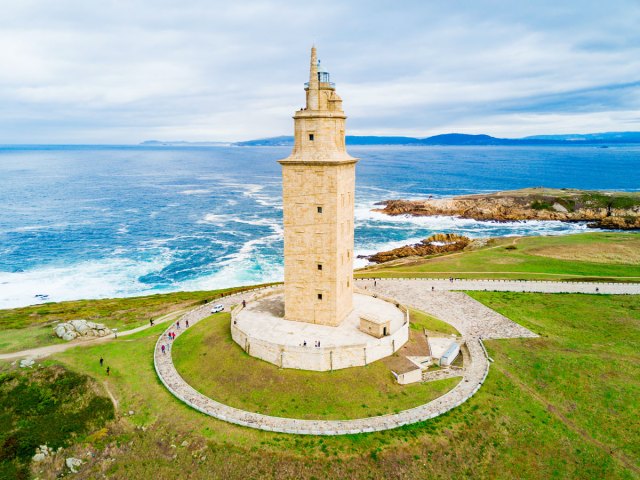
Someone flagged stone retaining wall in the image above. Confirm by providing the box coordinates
[356,277,640,294]
[230,301,409,371]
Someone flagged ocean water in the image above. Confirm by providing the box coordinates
[1,144,638,309]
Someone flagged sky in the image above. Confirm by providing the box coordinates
[1,0,639,143]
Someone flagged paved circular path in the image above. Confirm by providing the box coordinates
[153,281,546,435]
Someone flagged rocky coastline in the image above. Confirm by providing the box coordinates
[361,233,479,263]
[374,188,640,230]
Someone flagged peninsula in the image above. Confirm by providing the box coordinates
[375,187,640,230]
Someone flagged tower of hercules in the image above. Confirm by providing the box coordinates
[278,46,358,327]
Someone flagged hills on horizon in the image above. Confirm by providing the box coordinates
[142,131,640,147]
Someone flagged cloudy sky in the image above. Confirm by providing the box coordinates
[1,0,639,143]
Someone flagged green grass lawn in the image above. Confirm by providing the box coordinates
[357,232,640,281]
[172,312,459,419]
[469,291,640,467]
[409,307,460,336]
[0,289,638,478]
[0,285,264,354]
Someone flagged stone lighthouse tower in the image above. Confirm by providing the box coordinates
[279,47,358,327]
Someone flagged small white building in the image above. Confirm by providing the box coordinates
[389,356,423,385]
[428,336,461,366]
[440,342,461,366]
[359,314,390,338]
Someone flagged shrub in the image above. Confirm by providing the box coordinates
[530,200,553,210]
[0,365,114,478]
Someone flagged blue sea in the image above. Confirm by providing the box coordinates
[1,144,639,309]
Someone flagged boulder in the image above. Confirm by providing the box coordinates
[69,319,86,329]
[55,325,68,337]
[66,457,83,473]
[552,202,568,213]
[54,319,112,341]
[75,324,91,335]
[20,358,35,368]
[32,444,52,461]
[62,331,78,341]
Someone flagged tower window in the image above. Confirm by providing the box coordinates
[317,293,323,300]
[317,206,323,213]
[309,134,314,141]
[317,264,323,271]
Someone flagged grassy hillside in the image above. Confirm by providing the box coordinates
[357,232,640,281]
[0,365,114,479]
[0,285,264,354]
[0,292,636,478]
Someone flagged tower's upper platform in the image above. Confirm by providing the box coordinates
[279,46,356,164]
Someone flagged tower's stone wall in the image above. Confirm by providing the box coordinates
[279,47,357,326]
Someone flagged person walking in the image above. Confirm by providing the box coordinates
[176,321,180,329]
[161,344,166,354]
[106,367,110,376]
[242,299,246,308]
[99,356,104,367]
[185,319,189,328]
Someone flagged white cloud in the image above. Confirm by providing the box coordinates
[0,0,639,143]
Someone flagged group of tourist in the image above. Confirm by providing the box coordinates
[160,319,191,354]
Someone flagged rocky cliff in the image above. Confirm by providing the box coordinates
[375,188,640,230]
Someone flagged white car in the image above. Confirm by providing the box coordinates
[211,304,224,313]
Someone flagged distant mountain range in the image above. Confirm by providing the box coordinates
[142,131,640,147]
[140,140,233,146]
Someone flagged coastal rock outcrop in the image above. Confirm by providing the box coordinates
[54,320,112,341]
[375,187,640,230]
[364,233,471,263]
